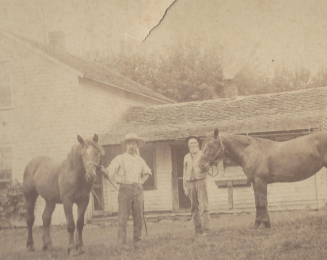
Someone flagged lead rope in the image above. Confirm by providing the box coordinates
[143,201,147,235]
[99,166,119,191]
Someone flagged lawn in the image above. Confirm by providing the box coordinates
[1,208,327,260]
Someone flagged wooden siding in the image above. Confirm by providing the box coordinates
[0,34,167,226]
[204,161,327,213]
[0,34,81,226]
[107,140,327,215]
[77,80,166,217]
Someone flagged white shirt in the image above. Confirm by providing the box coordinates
[107,152,152,184]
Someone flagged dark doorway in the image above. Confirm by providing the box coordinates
[171,145,191,212]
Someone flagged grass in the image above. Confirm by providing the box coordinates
[1,209,327,260]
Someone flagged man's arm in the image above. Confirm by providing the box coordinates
[140,158,152,185]
[99,157,120,182]
[140,173,150,184]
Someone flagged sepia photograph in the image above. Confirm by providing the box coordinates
[1,0,327,259]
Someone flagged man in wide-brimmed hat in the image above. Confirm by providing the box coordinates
[183,135,210,238]
[103,133,151,251]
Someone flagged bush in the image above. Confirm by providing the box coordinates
[0,180,26,228]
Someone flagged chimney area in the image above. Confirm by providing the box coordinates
[48,31,66,50]
[223,79,238,99]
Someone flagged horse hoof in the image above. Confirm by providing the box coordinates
[264,222,271,229]
[27,244,35,252]
[42,242,54,251]
[67,245,75,255]
[254,221,261,229]
[77,248,85,255]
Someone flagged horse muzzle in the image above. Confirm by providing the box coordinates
[85,172,96,183]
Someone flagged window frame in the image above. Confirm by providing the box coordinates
[0,57,13,110]
[0,145,13,184]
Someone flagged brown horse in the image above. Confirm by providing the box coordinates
[199,129,327,228]
[23,134,105,255]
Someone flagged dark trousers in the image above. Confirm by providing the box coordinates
[185,178,211,234]
[118,183,144,245]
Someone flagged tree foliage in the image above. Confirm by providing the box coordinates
[87,43,225,103]
[235,65,327,97]
[86,46,327,102]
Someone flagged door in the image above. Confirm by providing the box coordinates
[92,170,104,216]
[171,145,191,212]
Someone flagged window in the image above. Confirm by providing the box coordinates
[0,60,11,107]
[139,146,156,191]
[0,147,12,189]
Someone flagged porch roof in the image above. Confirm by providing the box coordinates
[100,86,327,145]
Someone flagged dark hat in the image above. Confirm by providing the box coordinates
[185,136,202,146]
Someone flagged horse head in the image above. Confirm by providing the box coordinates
[199,128,225,172]
[77,134,105,183]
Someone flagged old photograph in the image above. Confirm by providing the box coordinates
[1,0,327,259]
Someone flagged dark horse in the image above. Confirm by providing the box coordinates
[199,129,327,229]
[23,134,105,255]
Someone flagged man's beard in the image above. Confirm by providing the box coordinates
[190,147,199,154]
[128,148,136,153]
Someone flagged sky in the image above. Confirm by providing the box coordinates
[1,0,327,78]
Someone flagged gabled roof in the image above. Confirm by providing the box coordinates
[0,30,174,104]
[100,86,327,145]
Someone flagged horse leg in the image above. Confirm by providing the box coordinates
[25,190,39,251]
[255,179,271,228]
[63,201,75,255]
[42,201,56,250]
[75,198,90,255]
[252,182,262,229]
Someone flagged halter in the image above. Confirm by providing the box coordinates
[202,136,225,177]
[84,161,100,169]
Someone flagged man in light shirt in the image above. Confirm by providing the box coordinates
[104,133,152,251]
[183,136,210,238]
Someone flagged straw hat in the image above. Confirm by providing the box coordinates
[120,133,145,147]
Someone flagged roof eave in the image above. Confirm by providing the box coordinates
[85,76,176,104]
[0,29,85,78]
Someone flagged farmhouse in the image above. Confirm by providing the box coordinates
[99,86,327,218]
[0,30,174,225]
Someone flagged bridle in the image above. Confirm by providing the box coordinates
[84,161,100,169]
[83,154,120,191]
[202,136,225,177]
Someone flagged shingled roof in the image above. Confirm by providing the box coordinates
[100,86,327,145]
[0,30,174,104]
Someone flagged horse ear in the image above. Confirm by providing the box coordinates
[93,134,98,143]
[214,128,219,139]
[77,135,85,145]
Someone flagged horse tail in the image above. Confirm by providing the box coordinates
[23,159,39,206]
[23,159,39,240]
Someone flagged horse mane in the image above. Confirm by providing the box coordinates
[67,139,105,169]
[84,139,105,156]
[67,144,81,169]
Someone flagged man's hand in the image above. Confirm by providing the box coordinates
[99,165,110,180]
[184,189,189,197]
